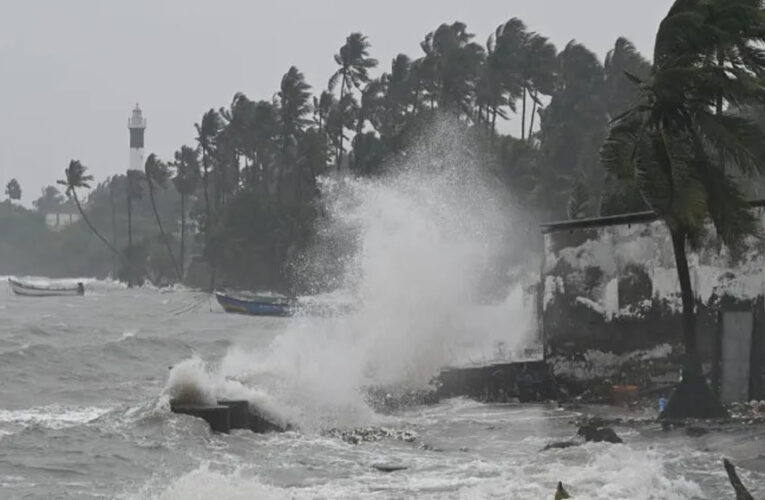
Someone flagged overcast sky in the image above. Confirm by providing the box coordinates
[0,0,670,205]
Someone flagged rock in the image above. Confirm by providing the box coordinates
[543,440,580,451]
[685,426,708,437]
[554,481,571,499]
[325,427,418,445]
[373,463,408,473]
[723,459,754,500]
[577,423,622,444]
[421,443,444,452]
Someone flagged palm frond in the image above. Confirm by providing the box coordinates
[691,143,759,246]
[695,111,765,176]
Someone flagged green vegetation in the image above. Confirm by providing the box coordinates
[4,4,765,307]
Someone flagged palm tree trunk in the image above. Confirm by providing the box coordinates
[180,193,186,278]
[660,227,728,420]
[716,47,724,117]
[201,149,216,291]
[337,78,346,172]
[491,107,498,146]
[109,185,117,279]
[202,149,211,234]
[148,183,181,281]
[521,87,527,141]
[72,191,124,262]
[72,189,150,287]
[127,191,134,287]
[528,90,538,140]
[670,228,698,360]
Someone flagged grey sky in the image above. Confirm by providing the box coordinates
[0,1,670,205]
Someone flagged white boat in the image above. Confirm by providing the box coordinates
[8,277,85,297]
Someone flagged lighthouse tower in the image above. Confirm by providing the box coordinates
[128,104,146,171]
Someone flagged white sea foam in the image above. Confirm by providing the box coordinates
[129,444,706,500]
[0,405,109,429]
[164,120,539,429]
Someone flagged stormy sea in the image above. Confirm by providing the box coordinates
[2,127,764,499]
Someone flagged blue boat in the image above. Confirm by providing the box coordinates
[215,292,294,317]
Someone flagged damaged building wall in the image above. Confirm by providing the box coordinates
[541,206,765,396]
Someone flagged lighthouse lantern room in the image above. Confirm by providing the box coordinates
[128,104,146,171]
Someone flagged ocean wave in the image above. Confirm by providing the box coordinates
[0,405,110,430]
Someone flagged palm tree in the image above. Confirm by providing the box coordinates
[378,54,415,140]
[5,178,21,203]
[356,79,384,135]
[278,66,312,200]
[108,178,118,278]
[328,33,378,169]
[172,146,200,277]
[477,27,517,141]
[604,37,652,119]
[601,0,765,418]
[494,19,557,140]
[195,109,222,236]
[144,153,181,281]
[195,109,222,289]
[326,93,358,168]
[57,160,127,266]
[126,168,144,287]
[522,33,557,139]
[419,22,485,117]
[313,90,334,134]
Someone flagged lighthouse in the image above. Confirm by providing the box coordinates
[128,104,146,171]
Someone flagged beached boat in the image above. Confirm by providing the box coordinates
[215,291,294,317]
[8,277,85,297]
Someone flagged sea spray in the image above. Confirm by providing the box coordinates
[164,357,218,406]
[165,119,539,429]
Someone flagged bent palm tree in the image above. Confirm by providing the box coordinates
[57,160,127,265]
[172,146,200,277]
[601,0,765,418]
[145,153,181,281]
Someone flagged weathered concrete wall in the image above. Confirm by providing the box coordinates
[542,208,765,365]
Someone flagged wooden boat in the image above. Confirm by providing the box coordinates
[215,291,294,317]
[8,277,85,297]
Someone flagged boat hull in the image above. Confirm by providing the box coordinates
[215,292,293,317]
[8,278,84,297]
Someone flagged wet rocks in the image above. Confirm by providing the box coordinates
[365,386,439,413]
[576,422,622,444]
[542,440,580,451]
[554,481,571,499]
[685,426,708,437]
[325,427,418,445]
[372,463,408,473]
[728,400,765,423]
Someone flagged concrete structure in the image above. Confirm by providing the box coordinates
[540,204,765,401]
[128,104,146,171]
